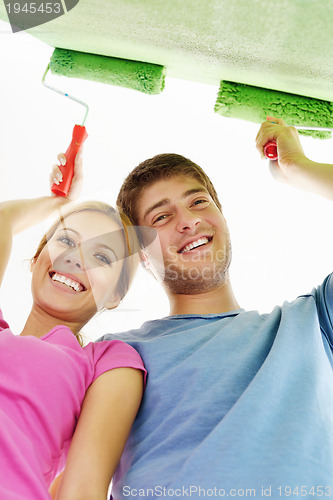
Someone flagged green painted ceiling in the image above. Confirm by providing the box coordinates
[1,0,333,101]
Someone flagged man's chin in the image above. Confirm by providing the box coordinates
[162,263,230,295]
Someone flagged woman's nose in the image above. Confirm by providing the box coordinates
[54,248,84,273]
[64,257,82,269]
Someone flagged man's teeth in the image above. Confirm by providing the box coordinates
[181,237,210,253]
[51,272,83,292]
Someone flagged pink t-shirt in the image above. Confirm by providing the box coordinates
[0,310,146,500]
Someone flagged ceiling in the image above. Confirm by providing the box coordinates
[1,0,333,102]
[1,3,333,336]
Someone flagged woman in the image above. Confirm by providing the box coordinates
[0,154,146,499]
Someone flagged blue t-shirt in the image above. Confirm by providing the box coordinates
[100,275,333,499]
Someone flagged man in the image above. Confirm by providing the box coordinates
[101,118,333,498]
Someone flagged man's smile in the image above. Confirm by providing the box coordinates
[178,236,213,254]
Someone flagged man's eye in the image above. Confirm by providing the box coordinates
[95,253,112,266]
[57,236,75,247]
[193,199,208,206]
[152,214,169,224]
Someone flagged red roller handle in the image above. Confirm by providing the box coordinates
[51,125,88,197]
[263,141,278,161]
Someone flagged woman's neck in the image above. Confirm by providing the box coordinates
[20,304,82,338]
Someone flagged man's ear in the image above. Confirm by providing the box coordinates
[140,247,165,283]
[30,258,36,273]
[104,292,122,311]
[140,249,151,270]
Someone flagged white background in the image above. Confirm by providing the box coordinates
[0,20,332,342]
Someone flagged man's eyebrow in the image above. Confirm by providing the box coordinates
[143,198,170,221]
[143,188,209,221]
[184,188,209,198]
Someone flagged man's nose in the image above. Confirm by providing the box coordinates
[175,209,201,233]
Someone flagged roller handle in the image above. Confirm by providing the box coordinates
[51,125,88,197]
[263,141,278,161]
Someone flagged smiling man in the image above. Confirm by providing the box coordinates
[100,118,333,499]
[137,172,235,308]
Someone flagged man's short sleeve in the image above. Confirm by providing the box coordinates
[316,273,333,349]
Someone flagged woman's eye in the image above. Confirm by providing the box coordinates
[57,236,76,247]
[95,253,112,266]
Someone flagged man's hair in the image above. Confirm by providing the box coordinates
[117,153,222,224]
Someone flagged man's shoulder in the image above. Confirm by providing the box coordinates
[95,317,168,344]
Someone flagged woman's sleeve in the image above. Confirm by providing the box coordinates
[0,309,10,332]
[85,339,147,387]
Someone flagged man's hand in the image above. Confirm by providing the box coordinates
[255,117,307,183]
[255,117,333,200]
[49,150,83,201]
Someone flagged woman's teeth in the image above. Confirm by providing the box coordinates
[51,272,83,292]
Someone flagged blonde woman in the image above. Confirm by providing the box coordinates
[0,154,146,499]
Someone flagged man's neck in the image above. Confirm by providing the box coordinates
[167,278,241,316]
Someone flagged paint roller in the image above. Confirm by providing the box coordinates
[42,64,88,196]
[214,81,333,160]
[42,48,166,196]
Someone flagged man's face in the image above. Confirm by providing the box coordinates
[137,175,232,295]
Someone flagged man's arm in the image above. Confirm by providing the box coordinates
[255,117,333,201]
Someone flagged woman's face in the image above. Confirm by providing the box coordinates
[31,211,127,324]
